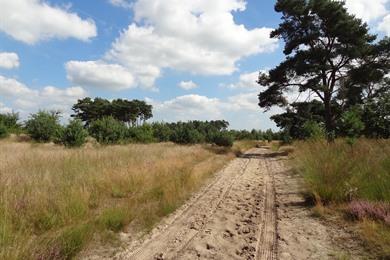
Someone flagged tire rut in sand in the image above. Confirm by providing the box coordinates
[118,154,251,260]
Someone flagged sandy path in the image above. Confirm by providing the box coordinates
[91,148,370,260]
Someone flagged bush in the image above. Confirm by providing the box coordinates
[0,112,20,133]
[25,111,62,142]
[89,117,126,144]
[126,124,155,143]
[302,120,325,140]
[0,122,9,139]
[62,120,88,147]
[152,123,172,142]
[171,126,204,144]
[213,132,234,147]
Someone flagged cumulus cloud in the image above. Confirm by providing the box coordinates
[379,14,390,35]
[148,92,279,129]
[0,102,12,114]
[0,52,20,69]
[69,0,278,90]
[0,75,87,118]
[66,61,135,91]
[109,0,133,9]
[223,71,262,89]
[178,81,198,90]
[345,0,389,22]
[0,0,97,44]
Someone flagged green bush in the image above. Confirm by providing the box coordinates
[89,117,126,144]
[0,122,9,139]
[126,124,155,143]
[0,112,20,133]
[302,120,325,140]
[213,132,234,147]
[152,123,172,142]
[62,120,88,147]
[25,111,62,142]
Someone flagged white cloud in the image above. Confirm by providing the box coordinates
[379,14,390,35]
[345,0,389,22]
[0,102,12,114]
[224,71,261,89]
[178,80,198,90]
[0,75,87,118]
[66,61,135,91]
[0,0,97,44]
[148,92,279,130]
[70,0,278,90]
[0,52,20,69]
[109,0,133,9]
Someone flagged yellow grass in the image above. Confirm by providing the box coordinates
[0,140,241,259]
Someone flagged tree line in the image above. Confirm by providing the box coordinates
[259,0,390,141]
[0,97,281,147]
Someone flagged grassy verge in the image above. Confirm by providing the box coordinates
[291,139,390,257]
[0,140,254,259]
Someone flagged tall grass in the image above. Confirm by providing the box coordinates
[0,141,236,259]
[292,139,390,257]
[293,139,390,203]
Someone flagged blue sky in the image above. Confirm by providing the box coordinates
[0,0,389,130]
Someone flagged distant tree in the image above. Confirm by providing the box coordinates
[258,0,389,141]
[72,98,153,126]
[25,111,62,142]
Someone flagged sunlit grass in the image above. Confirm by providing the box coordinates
[0,140,244,259]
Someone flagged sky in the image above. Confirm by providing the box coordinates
[0,0,389,130]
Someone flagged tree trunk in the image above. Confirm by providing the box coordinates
[324,94,334,142]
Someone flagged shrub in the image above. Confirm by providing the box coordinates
[302,120,325,140]
[0,122,9,139]
[25,111,62,142]
[0,112,20,133]
[171,126,204,144]
[213,132,234,147]
[152,123,172,142]
[62,120,88,147]
[126,124,155,143]
[89,116,126,144]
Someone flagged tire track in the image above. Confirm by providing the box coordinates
[255,158,277,260]
[117,152,252,260]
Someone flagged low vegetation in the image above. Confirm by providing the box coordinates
[0,140,256,259]
[292,139,390,257]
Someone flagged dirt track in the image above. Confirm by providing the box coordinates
[89,148,371,259]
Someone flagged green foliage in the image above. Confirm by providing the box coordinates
[0,112,20,133]
[0,122,9,139]
[339,107,365,139]
[152,122,173,142]
[126,124,155,143]
[259,0,388,140]
[212,132,234,147]
[362,93,390,138]
[62,120,88,147]
[72,97,153,126]
[303,121,325,140]
[89,117,126,144]
[25,111,62,142]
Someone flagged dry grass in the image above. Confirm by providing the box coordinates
[0,140,242,259]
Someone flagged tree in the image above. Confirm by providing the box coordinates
[72,98,153,126]
[258,0,386,141]
[25,111,62,142]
